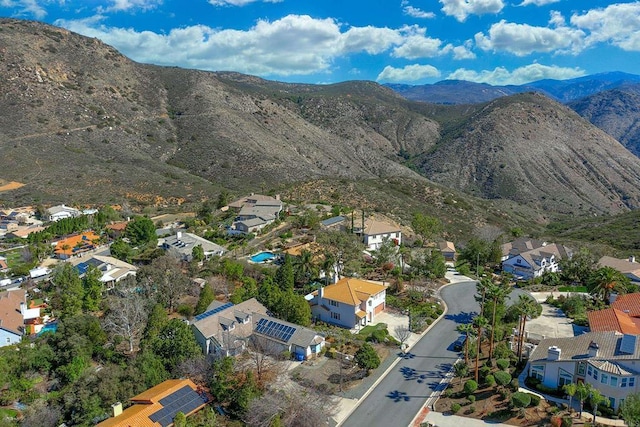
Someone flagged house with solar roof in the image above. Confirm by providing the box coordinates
[528,331,640,410]
[191,297,324,360]
[307,277,387,329]
[72,255,138,289]
[96,378,210,427]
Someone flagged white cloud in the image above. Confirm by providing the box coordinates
[208,0,282,6]
[376,64,441,82]
[98,0,163,13]
[392,34,444,59]
[401,1,435,19]
[1,0,51,19]
[518,0,560,6]
[55,14,419,77]
[446,63,585,85]
[570,2,640,51]
[451,41,476,59]
[474,18,585,56]
[439,0,505,22]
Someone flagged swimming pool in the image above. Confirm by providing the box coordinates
[38,322,58,336]
[250,251,277,263]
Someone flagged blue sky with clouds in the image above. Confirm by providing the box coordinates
[1,0,639,85]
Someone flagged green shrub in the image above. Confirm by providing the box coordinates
[494,370,512,387]
[464,380,478,395]
[511,392,531,408]
[499,388,511,400]
[451,403,461,414]
[510,378,519,391]
[177,304,194,318]
[479,365,492,381]
[496,359,510,370]
[369,329,388,343]
[493,342,512,360]
[467,395,476,404]
[530,394,541,407]
[485,374,496,387]
[561,416,573,427]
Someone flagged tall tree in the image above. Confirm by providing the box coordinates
[575,382,592,417]
[473,315,488,382]
[125,216,157,247]
[138,255,190,312]
[588,266,630,304]
[52,263,84,318]
[589,388,607,424]
[560,247,596,284]
[620,393,640,427]
[294,249,317,286]
[275,254,295,291]
[82,265,103,312]
[515,295,539,362]
[487,279,512,360]
[152,318,201,372]
[411,213,441,245]
[103,293,148,353]
[194,284,215,315]
[457,323,476,365]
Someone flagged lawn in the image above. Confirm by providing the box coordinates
[0,407,18,418]
[355,323,388,340]
[557,286,588,293]
[4,248,24,268]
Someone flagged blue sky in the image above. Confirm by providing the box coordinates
[1,0,640,85]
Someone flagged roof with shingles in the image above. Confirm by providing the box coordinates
[612,293,640,317]
[321,277,386,306]
[364,220,400,236]
[588,308,640,335]
[0,289,26,336]
[530,331,640,362]
[96,379,209,427]
[438,241,456,252]
[590,360,640,376]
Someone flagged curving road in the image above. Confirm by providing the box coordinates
[341,280,525,427]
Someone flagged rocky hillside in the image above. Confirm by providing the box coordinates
[568,85,640,157]
[2,18,640,218]
[414,92,640,216]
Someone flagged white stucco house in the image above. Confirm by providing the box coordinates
[354,219,402,251]
[307,277,387,329]
[529,331,640,410]
[0,289,40,346]
[501,242,571,280]
[162,231,226,262]
[46,204,81,222]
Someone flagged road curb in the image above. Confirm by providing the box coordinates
[336,274,472,426]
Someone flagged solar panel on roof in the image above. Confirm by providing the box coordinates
[621,334,637,354]
[150,386,210,426]
[194,301,234,321]
[255,318,296,342]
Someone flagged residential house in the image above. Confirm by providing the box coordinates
[500,237,547,262]
[6,225,46,240]
[0,289,40,346]
[438,241,457,262]
[528,331,640,410]
[501,243,572,280]
[54,231,100,259]
[307,277,387,329]
[162,231,226,262]
[46,204,81,222]
[0,256,8,273]
[192,298,324,360]
[588,293,640,335]
[192,298,269,357]
[229,194,282,235]
[598,256,640,284]
[354,219,402,251]
[105,221,129,238]
[321,216,346,230]
[73,255,138,289]
[252,313,325,361]
[0,220,19,234]
[96,379,210,427]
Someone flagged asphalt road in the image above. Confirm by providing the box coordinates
[341,281,527,427]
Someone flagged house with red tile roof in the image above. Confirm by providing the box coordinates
[588,293,640,335]
[96,379,210,427]
[54,231,100,259]
[307,277,386,329]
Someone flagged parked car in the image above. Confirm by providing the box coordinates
[453,335,467,351]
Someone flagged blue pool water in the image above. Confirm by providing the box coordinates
[250,252,276,263]
[38,323,58,336]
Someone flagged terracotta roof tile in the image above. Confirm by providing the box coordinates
[588,308,640,335]
[321,278,386,306]
[54,232,100,256]
[612,293,640,317]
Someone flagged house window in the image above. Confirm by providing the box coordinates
[517,258,521,264]
[558,369,573,388]
[531,365,544,381]
[601,374,608,384]
[331,312,341,321]
[587,365,593,376]
[330,300,339,307]
[610,376,618,387]
[577,362,586,376]
[609,397,615,409]
[622,378,628,388]
[630,377,635,387]
[593,370,598,381]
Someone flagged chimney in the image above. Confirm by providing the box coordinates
[176,231,182,240]
[275,194,280,201]
[630,256,636,263]
[548,346,561,361]
[319,286,324,300]
[588,341,599,357]
[610,293,618,305]
[112,402,123,417]
[20,301,27,316]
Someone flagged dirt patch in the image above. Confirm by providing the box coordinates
[0,181,25,192]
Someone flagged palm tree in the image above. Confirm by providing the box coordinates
[563,382,577,413]
[487,280,512,360]
[457,323,476,365]
[575,382,592,417]
[473,315,489,382]
[516,295,539,362]
[475,278,491,316]
[590,388,607,424]
[295,249,317,286]
[588,266,630,304]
